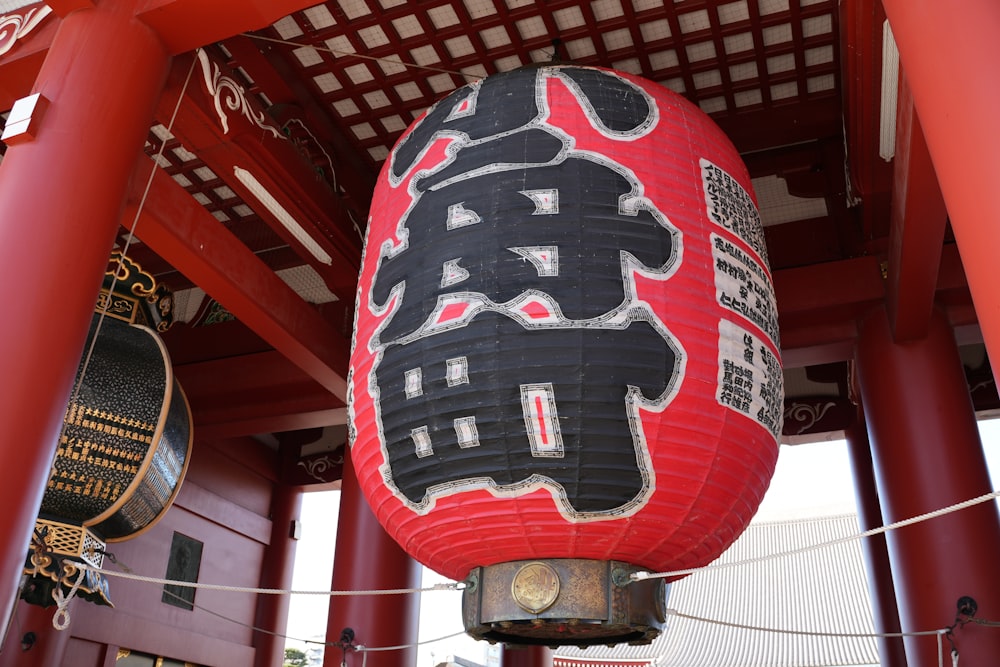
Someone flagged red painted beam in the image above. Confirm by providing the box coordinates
[717,97,841,154]
[156,52,362,300]
[775,255,886,321]
[194,406,349,442]
[221,34,377,211]
[840,0,894,240]
[43,0,94,16]
[174,349,346,439]
[775,255,885,367]
[135,0,317,55]
[176,349,327,395]
[885,77,947,342]
[125,154,349,399]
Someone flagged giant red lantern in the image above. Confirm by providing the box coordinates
[349,65,782,645]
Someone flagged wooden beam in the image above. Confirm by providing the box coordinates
[174,349,345,438]
[718,97,842,155]
[193,406,348,441]
[840,0,894,240]
[41,0,94,17]
[125,154,349,399]
[885,77,948,342]
[775,255,886,321]
[135,0,317,55]
[775,255,886,367]
[156,52,362,300]
[221,34,377,211]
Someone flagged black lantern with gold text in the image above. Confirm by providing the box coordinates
[21,253,193,608]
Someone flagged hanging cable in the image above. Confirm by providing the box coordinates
[156,578,465,653]
[65,52,200,421]
[73,562,462,597]
[665,608,946,639]
[243,33,487,80]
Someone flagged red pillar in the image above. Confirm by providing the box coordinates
[880,1,1000,379]
[854,308,1000,665]
[844,414,906,667]
[500,645,553,667]
[254,481,303,667]
[325,448,421,667]
[0,601,72,667]
[0,2,170,631]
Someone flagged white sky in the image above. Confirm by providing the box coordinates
[285,418,1000,665]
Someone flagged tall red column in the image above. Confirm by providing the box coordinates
[253,480,303,667]
[855,308,1000,665]
[0,1,170,631]
[500,645,553,667]
[324,448,421,667]
[880,1,1000,380]
[844,414,906,667]
[0,600,72,667]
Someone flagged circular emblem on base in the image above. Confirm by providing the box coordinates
[511,562,560,613]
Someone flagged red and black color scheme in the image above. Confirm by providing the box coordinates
[4,0,1000,664]
[349,65,783,643]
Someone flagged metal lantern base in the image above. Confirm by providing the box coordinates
[462,559,669,647]
[21,519,112,607]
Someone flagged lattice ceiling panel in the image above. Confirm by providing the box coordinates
[136,125,302,288]
[256,0,840,170]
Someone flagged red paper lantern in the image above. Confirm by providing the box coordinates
[349,65,782,645]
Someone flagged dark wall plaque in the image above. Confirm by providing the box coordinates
[162,532,202,610]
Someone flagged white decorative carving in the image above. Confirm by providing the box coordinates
[0,5,53,58]
[196,48,282,138]
[784,401,836,435]
[296,453,344,483]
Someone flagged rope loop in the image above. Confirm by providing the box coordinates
[633,490,1000,581]
[51,567,87,630]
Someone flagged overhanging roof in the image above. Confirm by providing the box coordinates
[0,0,991,468]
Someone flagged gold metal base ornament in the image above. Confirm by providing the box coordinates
[462,559,668,647]
[21,519,112,608]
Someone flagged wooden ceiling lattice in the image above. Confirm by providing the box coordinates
[6,0,960,441]
[139,128,297,281]
[250,0,840,172]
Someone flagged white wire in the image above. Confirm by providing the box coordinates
[358,630,468,652]
[634,490,1000,581]
[64,489,999,655]
[666,609,948,639]
[74,563,463,596]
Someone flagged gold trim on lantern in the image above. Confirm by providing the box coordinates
[106,381,194,543]
[31,519,105,568]
[85,325,174,530]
